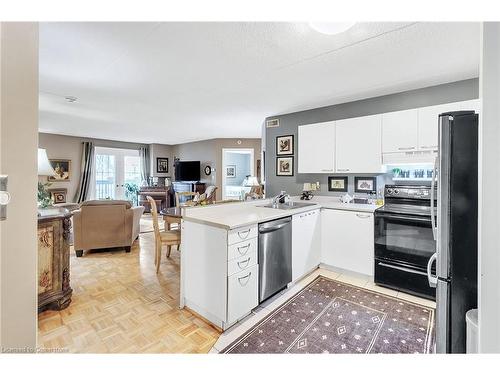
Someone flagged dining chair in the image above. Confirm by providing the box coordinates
[147,196,181,274]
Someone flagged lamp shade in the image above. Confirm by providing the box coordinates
[38,148,55,176]
[243,176,260,187]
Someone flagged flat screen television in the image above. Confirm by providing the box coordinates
[175,161,200,181]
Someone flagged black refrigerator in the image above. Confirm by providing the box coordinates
[427,110,478,353]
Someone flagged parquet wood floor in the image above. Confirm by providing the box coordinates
[37,232,220,353]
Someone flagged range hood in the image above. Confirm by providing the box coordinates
[382,150,437,165]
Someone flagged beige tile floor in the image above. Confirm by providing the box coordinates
[210,266,436,353]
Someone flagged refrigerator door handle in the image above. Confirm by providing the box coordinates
[431,155,438,240]
[427,253,437,288]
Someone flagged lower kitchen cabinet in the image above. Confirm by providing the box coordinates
[182,220,259,330]
[321,209,374,276]
[227,264,259,324]
[292,209,321,282]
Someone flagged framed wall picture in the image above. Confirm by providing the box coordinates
[354,176,377,193]
[328,176,348,192]
[48,188,68,204]
[48,159,71,181]
[276,135,294,156]
[226,165,236,178]
[276,156,294,176]
[156,157,169,173]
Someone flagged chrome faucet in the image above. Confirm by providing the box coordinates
[272,190,289,207]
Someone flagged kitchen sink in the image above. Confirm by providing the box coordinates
[258,201,318,210]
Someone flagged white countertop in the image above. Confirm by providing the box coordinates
[182,195,381,230]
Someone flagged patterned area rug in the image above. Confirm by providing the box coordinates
[221,276,435,354]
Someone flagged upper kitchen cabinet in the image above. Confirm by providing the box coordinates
[417,103,458,151]
[298,121,335,173]
[335,114,383,173]
[382,109,418,153]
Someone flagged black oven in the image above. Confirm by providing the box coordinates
[374,185,436,300]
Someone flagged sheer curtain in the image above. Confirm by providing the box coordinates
[74,141,95,203]
[139,146,150,185]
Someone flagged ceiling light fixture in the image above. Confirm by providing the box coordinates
[65,96,78,103]
[308,22,356,35]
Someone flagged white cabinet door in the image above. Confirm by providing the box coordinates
[335,114,382,173]
[298,121,335,173]
[227,264,259,324]
[382,109,418,153]
[417,103,458,151]
[292,209,321,282]
[321,209,374,276]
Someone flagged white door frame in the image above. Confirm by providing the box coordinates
[221,148,254,200]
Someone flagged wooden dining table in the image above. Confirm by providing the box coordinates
[160,207,183,230]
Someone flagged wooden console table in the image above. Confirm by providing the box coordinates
[138,186,171,213]
[38,207,73,313]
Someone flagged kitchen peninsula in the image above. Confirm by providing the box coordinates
[180,197,380,331]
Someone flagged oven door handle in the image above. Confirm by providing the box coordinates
[377,262,428,276]
[375,212,431,223]
[426,253,438,288]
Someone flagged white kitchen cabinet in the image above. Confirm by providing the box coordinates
[292,209,321,282]
[382,109,418,153]
[298,121,335,173]
[335,114,382,174]
[417,102,458,151]
[321,209,374,276]
[227,264,259,324]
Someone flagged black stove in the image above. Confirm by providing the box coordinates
[374,185,436,300]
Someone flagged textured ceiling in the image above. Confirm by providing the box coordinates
[39,22,480,144]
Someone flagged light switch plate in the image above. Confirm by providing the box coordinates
[0,175,8,221]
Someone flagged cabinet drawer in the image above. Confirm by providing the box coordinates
[227,237,257,261]
[227,265,259,324]
[228,225,257,245]
[227,248,257,276]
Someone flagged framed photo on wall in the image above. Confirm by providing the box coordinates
[276,156,294,176]
[328,176,348,192]
[354,176,377,193]
[48,159,71,181]
[156,157,169,173]
[276,135,294,156]
[226,165,236,178]
[48,188,67,204]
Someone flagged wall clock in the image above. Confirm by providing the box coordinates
[204,165,212,176]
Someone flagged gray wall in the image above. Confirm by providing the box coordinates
[150,143,173,178]
[264,78,479,197]
[38,133,148,201]
[172,138,261,200]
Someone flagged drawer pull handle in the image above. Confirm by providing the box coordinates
[356,213,371,219]
[238,272,252,286]
[237,229,251,239]
[337,168,350,172]
[237,257,251,269]
[398,147,416,151]
[237,243,251,255]
[420,145,436,149]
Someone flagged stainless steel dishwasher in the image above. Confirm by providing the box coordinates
[258,216,292,302]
